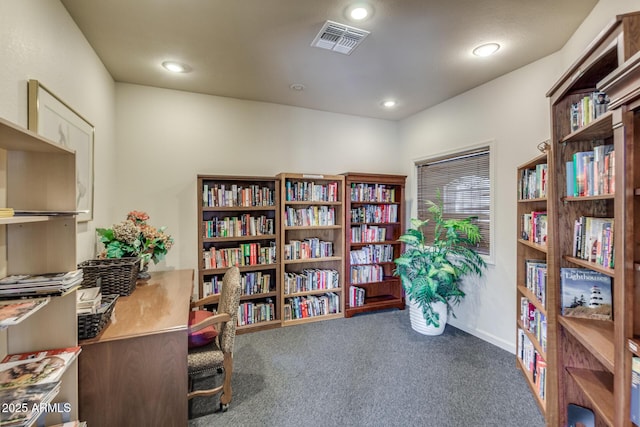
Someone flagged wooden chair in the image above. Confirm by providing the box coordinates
[187,266,241,414]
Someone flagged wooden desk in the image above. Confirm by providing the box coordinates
[78,269,193,427]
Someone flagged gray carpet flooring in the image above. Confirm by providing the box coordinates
[188,309,545,427]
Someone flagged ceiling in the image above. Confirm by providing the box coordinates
[60,0,598,120]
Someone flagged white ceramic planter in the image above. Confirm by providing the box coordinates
[408,298,447,335]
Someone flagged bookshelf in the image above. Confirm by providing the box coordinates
[277,173,345,325]
[197,175,281,333]
[515,153,555,417]
[545,11,640,427]
[342,172,406,317]
[0,116,79,423]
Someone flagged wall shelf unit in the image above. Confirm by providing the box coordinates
[342,172,406,318]
[277,173,345,326]
[516,152,553,417]
[197,175,281,334]
[0,116,79,424]
[545,11,640,426]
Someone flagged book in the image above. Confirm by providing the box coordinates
[0,298,50,328]
[632,356,640,426]
[567,403,595,427]
[560,268,612,320]
[0,347,81,390]
[0,381,60,427]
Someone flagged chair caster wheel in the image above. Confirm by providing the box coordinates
[220,403,229,412]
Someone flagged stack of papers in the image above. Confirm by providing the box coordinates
[76,287,102,314]
[0,346,81,427]
[0,208,14,218]
[0,270,83,299]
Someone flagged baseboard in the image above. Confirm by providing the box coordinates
[448,319,515,354]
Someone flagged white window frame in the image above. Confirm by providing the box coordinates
[413,140,495,265]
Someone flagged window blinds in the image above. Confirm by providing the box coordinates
[416,147,490,255]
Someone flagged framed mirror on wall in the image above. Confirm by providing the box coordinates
[27,79,94,222]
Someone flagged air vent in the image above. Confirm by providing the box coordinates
[311,20,370,55]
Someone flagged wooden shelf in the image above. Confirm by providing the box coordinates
[517,285,546,315]
[566,367,614,426]
[517,197,548,203]
[516,356,546,413]
[517,238,548,254]
[343,172,406,318]
[282,256,342,265]
[558,316,614,372]
[284,287,343,298]
[561,111,613,143]
[517,319,547,360]
[282,312,343,326]
[562,255,615,277]
[197,175,281,333]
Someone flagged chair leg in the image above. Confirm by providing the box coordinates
[219,353,233,410]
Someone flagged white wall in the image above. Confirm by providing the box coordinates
[398,0,640,352]
[0,0,116,262]
[114,83,401,276]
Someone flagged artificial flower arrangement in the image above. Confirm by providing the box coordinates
[97,210,174,265]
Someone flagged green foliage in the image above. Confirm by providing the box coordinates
[394,198,486,328]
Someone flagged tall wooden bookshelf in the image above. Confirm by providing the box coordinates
[0,116,80,423]
[515,153,555,418]
[545,12,640,426]
[342,172,406,317]
[277,173,345,325]
[197,175,281,333]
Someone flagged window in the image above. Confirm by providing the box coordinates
[415,146,492,257]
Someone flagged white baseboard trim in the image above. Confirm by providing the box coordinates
[448,319,515,354]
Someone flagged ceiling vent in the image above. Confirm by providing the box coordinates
[311,20,370,55]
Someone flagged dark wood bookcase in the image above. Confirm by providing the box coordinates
[515,153,555,417]
[545,11,640,426]
[277,173,345,325]
[197,174,281,333]
[342,172,406,317]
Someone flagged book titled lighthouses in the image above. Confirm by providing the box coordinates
[560,268,612,320]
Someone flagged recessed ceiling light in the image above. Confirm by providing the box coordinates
[162,61,192,73]
[289,83,306,91]
[381,100,397,108]
[346,3,373,21]
[472,43,500,57]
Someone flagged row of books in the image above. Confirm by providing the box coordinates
[521,211,547,245]
[283,269,340,295]
[518,163,547,200]
[349,244,394,265]
[202,215,275,238]
[237,299,275,326]
[350,224,387,243]
[520,297,547,353]
[349,285,365,307]
[284,206,336,227]
[0,270,83,299]
[350,264,384,285]
[202,243,277,269]
[566,144,615,197]
[517,329,546,401]
[560,267,612,321]
[283,293,341,320]
[202,183,275,208]
[524,260,547,309]
[203,272,273,298]
[349,183,396,203]
[571,216,614,268]
[350,204,398,224]
[0,346,81,427]
[570,91,609,132]
[283,238,333,261]
[284,180,339,202]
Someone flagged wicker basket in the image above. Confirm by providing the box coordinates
[77,294,119,340]
[78,257,140,296]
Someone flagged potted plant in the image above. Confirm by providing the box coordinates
[394,199,486,335]
[96,210,174,279]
